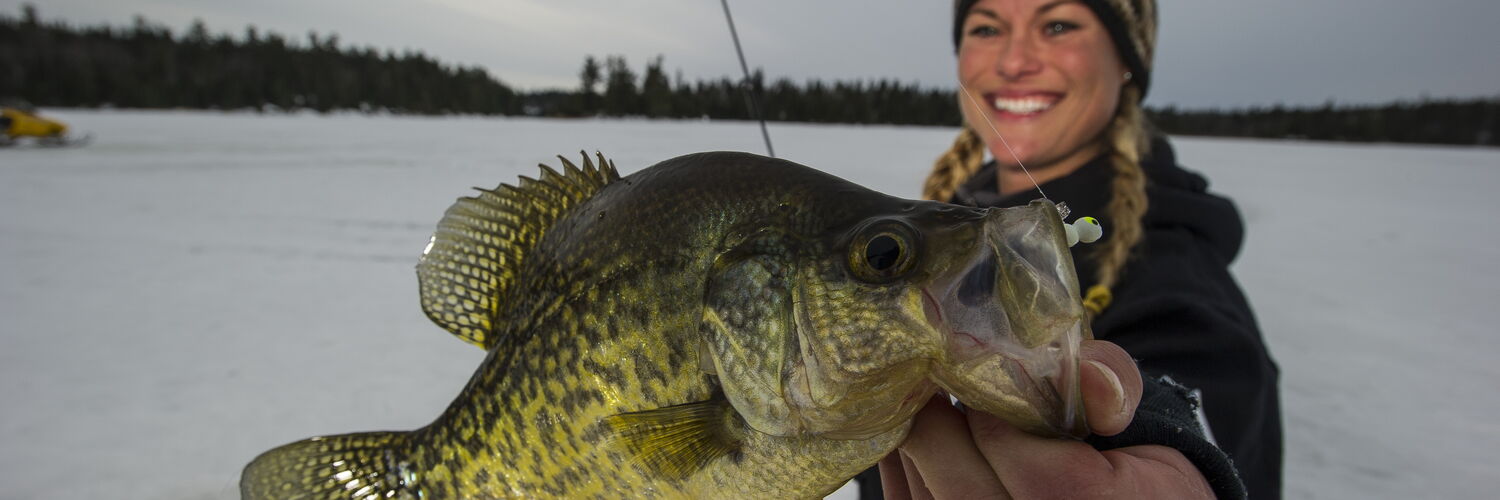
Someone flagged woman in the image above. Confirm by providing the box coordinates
[872,0,1283,498]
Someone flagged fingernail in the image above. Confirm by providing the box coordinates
[1086,359,1127,416]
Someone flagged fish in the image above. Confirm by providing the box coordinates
[241,151,1092,499]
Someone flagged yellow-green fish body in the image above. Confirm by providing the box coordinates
[243,152,1091,499]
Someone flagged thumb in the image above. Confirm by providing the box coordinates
[1079,339,1142,436]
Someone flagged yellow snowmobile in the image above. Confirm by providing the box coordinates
[1,105,90,147]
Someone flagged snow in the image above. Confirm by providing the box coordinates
[2,110,1495,499]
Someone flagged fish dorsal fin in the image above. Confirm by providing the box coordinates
[417,151,621,350]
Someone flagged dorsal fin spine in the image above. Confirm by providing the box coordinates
[559,157,587,187]
[417,151,622,350]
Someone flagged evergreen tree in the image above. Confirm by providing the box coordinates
[601,55,637,116]
[641,55,672,118]
[577,55,601,115]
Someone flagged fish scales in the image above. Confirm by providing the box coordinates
[244,151,1093,499]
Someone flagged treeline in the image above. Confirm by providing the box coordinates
[0,6,518,114]
[538,54,957,125]
[0,7,956,125]
[1150,100,1499,146]
[3,6,1496,146]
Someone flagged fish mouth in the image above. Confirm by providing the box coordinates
[921,201,1090,438]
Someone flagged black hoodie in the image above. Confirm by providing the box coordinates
[954,137,1283,499]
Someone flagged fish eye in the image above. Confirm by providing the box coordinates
[848,223,918,283]
[865,234,902,271]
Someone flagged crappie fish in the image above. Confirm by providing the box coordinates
[242,151,1092,499]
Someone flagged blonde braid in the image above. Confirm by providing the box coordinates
[1083,85,1151,314]
[922,127,986,201]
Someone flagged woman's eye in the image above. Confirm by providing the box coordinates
[967,25,1000,38]
[1043,21,1078,35]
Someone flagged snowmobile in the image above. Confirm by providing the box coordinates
[1,104,91,147]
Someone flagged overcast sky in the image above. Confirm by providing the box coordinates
[9,0,1499,109]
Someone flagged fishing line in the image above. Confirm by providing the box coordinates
[958,81,1049,201]
[718,0,775,158]
[959,81,1099,246]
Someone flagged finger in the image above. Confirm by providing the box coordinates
[966,410,1117,499]
[898,395,1010,499]
[878,452,913,500]
[1104,445,1215,498]
[969,413,1216,499]
[898,450,936,500]
[1080,339,1143,436]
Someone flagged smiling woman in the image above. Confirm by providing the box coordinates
[954,0,1128,189]
[867,0,1285,499]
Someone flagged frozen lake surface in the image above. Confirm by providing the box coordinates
[2,110,1496,499]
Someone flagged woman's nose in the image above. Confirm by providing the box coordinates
[996,34,1043,80]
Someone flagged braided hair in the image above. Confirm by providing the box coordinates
[1089,85,1150,313]
[921,126,985,203]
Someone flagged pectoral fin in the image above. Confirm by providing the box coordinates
[605,398,744,481]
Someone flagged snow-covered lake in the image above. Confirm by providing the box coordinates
[2,110,1495,499]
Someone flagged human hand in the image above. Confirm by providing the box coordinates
[879,340,1215,499]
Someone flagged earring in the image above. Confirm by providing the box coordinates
[1123,71,1133,81]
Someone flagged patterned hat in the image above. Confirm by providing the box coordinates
[953,0,1158,99]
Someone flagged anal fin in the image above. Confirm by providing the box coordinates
[241,431,417,500]
[605,398,744,481]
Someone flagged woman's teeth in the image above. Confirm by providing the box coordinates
[992,98,1055,114]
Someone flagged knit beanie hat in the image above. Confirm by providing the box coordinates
[952,0,1158,99]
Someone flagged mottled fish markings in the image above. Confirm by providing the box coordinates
[243,151,1092,499]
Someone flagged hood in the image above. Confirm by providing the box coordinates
[1135,138,1244,263]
